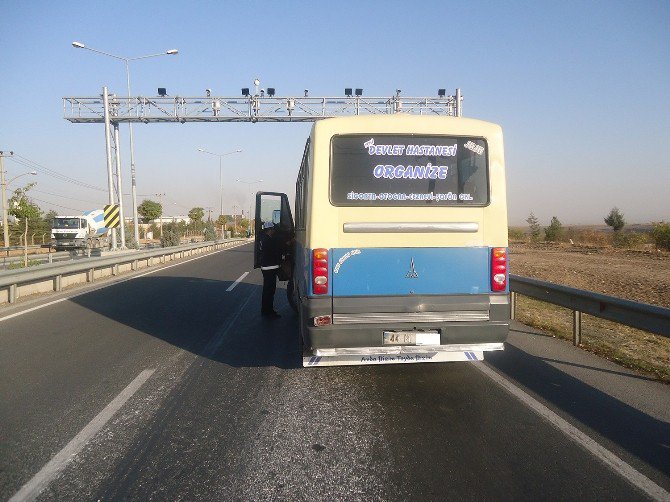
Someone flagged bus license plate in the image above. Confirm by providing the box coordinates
[383,331,440,346]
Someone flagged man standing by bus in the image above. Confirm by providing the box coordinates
[258,221,282,318]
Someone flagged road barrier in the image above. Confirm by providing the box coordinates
[1,245,44,257]
[510,275,670,344]
[0,239,245,305]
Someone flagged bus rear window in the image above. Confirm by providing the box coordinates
[330,135,488,206]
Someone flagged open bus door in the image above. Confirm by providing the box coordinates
[253,191,295,272]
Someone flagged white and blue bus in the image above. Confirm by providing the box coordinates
[255,114,509,367]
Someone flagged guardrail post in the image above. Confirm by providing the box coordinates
[48,253,53,264]
[573,310,582,346]
[88,269,95,282]
[9,284,17,303]
[510,292,516,320]
[54,275,62,292]
[113,264,119,276]
[132,260,138,271]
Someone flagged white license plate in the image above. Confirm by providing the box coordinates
[383,330,440,346]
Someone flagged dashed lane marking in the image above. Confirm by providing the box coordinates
[226,271,249,292]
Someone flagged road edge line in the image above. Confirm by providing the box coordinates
[472,361,669,501]
[8,369,155,502]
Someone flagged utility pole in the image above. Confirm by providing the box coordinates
[0,151,12,248]
[155,193,165,237]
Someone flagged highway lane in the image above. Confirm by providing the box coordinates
[1,243,668,500]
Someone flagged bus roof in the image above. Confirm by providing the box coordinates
[311,115,502,139]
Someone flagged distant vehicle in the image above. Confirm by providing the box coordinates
[50,210,110,251]
[255,115,509,367]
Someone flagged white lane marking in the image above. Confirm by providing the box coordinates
[473,362,670,501]
[0,242,250,324]
[0,297,69,323]
[9,369,155,502]
[226,272,249,292]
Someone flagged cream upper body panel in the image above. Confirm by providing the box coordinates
[303,115,508,249]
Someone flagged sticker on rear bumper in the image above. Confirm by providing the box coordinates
[303,351,482,367]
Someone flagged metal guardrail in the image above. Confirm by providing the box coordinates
[1,251,70,269]
[1,245,43,257]
[3,251,668,341]
[0,239,245,304]
[509,274,670,344]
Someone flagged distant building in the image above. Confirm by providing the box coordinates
[150,216,191,225]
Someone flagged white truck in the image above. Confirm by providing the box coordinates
[50,209,110,251]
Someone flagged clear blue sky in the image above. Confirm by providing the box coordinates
[1,0,669,225]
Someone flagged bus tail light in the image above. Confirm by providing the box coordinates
[312,248,329,294]
[491,247,507,292]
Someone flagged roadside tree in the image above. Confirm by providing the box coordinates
[544,216,564,242]
[138,199,162,223]
[8,183,41,262]
[526,212,542,242]
[604,207,625,232]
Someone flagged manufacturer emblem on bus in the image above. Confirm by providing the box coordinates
[405,258,419,278]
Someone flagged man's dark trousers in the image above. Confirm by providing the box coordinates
[261,268,279,314]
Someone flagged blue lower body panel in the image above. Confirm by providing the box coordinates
[331,247,499,296]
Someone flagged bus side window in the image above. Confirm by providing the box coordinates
[295,138,310,231]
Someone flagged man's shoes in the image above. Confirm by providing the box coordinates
[261,311,281,319]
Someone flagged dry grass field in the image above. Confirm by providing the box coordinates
[509,242,670,383]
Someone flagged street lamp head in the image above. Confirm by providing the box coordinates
[166,49,178,55]
[29,171,37,175]
[236,149,242,153]
[72,41,85,49]
[197,148,205,152]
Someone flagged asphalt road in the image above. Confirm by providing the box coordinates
[1,243,669,501]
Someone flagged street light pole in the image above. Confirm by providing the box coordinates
[0,151,11,248]
[197,148,242,218]
[155,193,166,237]
[72,41,178,248]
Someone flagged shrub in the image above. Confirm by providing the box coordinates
[203,222,217,241]
[564,228,611,247]
[613,231,649,249]
[651,222,670,251]
[508,227,525,241]
[160,222,182,247]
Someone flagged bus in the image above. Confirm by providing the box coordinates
[254,114,509,367]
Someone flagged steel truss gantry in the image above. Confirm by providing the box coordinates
[64,89,463,123]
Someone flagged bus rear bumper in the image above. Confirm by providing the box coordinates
[300,295,509,366]
[303,343,501,367]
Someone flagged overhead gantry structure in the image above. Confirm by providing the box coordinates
[63,89,463,123]
[62,87,463,251]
